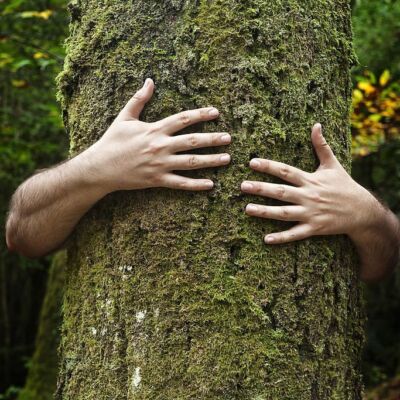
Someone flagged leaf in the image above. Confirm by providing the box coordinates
[358,81,376,95]
[353,89,364,103]
[33,52,48,60]
[379,70,391,87]
[20,9,53,20]
[2,0,25,14]
[369,114,382,122]
[13,59,32,70]
[0,53,14,68]
[11,79,28,88]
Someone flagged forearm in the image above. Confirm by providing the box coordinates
[350,196,400,282]
[6,152,107,258]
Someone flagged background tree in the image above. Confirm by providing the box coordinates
[55,0,363,398]
[0,0,67,394]
[18,252,66,400]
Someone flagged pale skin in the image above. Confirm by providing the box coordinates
[6,79,400,282]
[241,124,400,282]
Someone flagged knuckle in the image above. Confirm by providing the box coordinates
[149,157,165,168]
[253,183,262,193]
[147,123,161,135]
[199,108,208,118]
[276,186,286,199]
[282,231,296,242]
[320,139,329,147]
[188,155,198,167]
[146,140,166,155]
[281,207,290,220]
[289,232,297,240]
[308,191,323,203]
[261,208,269,218]
[213,156,222,165]
[280,165,290,178]
[212,133,220,145]
[178,180,191,190]
[179,112,191,126]
[277,233,286,243]
[311,221,323,234]
[151,174,164,186]
[188,135,198,148]
[133,92,144,102]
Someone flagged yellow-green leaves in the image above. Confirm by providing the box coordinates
[19,9,53,20]
[352,70,400,158]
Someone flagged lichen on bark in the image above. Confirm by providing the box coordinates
[56,1,364,399]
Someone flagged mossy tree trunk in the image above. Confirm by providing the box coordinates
[19,252,66,400]
[56,1,364,399]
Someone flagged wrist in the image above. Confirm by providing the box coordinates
[68,146,112,198]
[348,186,386,243]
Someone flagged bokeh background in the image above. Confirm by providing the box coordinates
[0,0,400,399]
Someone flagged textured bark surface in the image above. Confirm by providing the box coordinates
[56,1,364,399]
[19,252,66,400]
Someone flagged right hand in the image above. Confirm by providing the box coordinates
[82,78,232,193]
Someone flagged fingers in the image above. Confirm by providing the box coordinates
[160,173,214,191]
[311,123,337,167]
[241,181,302,203]
[155,107,220,136]
[117,78,155,121]
[245,204,307,222]
[169,153,231,171]
[249,158,308,186]
[169,132,231,152]
[264,224,314,245]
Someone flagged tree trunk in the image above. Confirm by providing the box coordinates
[19,252,66,400]
[56,1,364,398]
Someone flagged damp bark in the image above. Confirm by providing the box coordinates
[56,1,364,399]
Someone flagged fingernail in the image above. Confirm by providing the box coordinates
[144,78,151,87]
[220,154,231,163]
[246,204,257,213]
[250,159,261,168]
[241,182,253,191]
[208,108,219,117]
[205,181,214,189]
[221,134,231,144]
[265,235,275,244]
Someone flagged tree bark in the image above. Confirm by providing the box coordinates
[56,1,364,398]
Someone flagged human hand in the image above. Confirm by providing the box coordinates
[241,124,377,245]
[82,78,231,193]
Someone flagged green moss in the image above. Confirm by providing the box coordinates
[56,1,363,399]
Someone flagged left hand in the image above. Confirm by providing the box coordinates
[241,123,376,245]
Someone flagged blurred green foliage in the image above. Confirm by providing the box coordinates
[352,0,400,77]
[0,0,68,394]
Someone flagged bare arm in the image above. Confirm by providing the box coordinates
[240,124,400,282]
[349,197,400,282]
[6,79,232,258]
[6,156,108,258]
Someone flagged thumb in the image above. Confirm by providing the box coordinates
[311,123,336,167]
[117,78,155,121]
